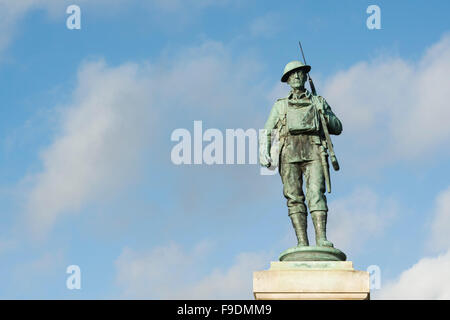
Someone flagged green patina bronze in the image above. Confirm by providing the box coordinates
[260,57,346,262]
[279,246,346,262]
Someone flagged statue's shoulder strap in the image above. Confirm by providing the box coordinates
[274,98,289,142]
[276,98,288,117]
[311,94,320,104]
[311,94,327,106]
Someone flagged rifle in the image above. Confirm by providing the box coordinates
[299,41,340,171]
[298,42,340,192]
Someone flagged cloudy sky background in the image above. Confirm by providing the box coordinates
[0,0,450,299]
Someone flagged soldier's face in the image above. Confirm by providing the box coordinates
[287,70,306,90]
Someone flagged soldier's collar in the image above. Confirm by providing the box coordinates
[288,89,311,100]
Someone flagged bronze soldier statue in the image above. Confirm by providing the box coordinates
[260,60,343,250]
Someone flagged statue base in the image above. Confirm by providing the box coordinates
[253,261,370,300]
[279,245,346,262]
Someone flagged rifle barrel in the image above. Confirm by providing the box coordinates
[298,41,308,65]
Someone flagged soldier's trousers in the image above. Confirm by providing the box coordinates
[279,160,328,216]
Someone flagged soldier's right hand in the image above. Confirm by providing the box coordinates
[260,153,272,168]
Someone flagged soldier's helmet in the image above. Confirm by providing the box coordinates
[281,60,311,82]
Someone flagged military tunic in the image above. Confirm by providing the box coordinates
[263,90,342,216]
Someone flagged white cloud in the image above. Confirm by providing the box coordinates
[22,39,266,236]
[322,34,450,164]
[25,60,153,237]
[327,188,397,254]
[115,242,269,299]
[428,187,450,253]
[375,186,450,299]
[0,0,33,53]
[376,249,450,299]
[185,251,269,299]
[151,40,262,117]
[115,242,209,299]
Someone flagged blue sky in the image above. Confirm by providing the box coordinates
[1,0,450,299]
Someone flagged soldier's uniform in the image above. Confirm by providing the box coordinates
[261,61,342,247]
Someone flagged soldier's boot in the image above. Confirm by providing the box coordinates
[289,212,309,246]
[311,210,334,247]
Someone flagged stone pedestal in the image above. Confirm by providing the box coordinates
[253,261,370,300]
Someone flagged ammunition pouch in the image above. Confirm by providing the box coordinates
[286,104,320,134]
